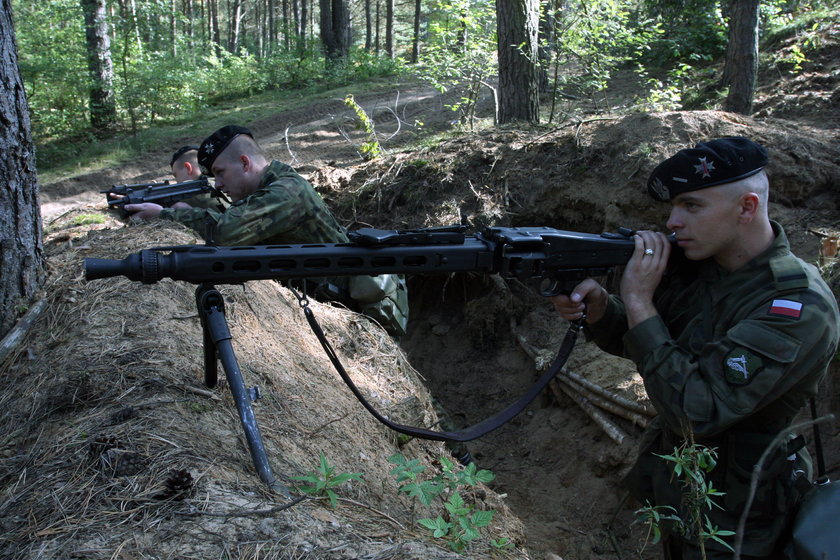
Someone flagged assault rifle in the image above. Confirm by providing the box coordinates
[102,178,229,217]
[83,225,645,492]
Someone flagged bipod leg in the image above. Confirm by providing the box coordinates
[197,285,218,389]
[195,284,291,497]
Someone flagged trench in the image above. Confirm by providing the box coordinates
[397,273,649,560]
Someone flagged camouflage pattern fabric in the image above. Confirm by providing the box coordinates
[587,222,840,557]
[160,160,409,335]
[160,160,348,245]
[181,191,228,211]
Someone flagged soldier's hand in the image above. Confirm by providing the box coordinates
[171,202,192,210]
[124,203,164,222]
[550,278,608,324]
[620,230,670,328]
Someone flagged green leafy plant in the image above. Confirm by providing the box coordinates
[343,94,383,160]
[291,452,363,508]
[634,441,735,557]
[389,453,503,553]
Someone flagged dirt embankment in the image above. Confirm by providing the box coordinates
[9,24,840,559]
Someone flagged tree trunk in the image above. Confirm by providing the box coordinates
[319,0,350,63]
[496,0,540,124]
[723,0,759,115]
[0,0,45,340]
[384,0,394,58]
[80,0,117,132]
[375,0,380,54]
[411,0,420,62]
[364,0,372,51]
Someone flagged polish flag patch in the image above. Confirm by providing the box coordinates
[769,299,803,318]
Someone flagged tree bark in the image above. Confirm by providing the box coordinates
[411,0,420,62]
[496,0,540,124]
[0,0,46,340]
[80,0,117,132]
[319,0,350,62]
[385,0,394,58]
[364,0,372,51]
[723,0,760,115]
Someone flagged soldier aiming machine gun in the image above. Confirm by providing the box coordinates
[102,177,229,217]
[83,225,647,492]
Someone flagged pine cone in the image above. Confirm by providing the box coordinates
[156,469,194,500]
[100,448,146,477]
[87,434,121,463]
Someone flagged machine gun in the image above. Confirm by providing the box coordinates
[83,225,645,491]
[102,178,229,217]
[85,225,641,294]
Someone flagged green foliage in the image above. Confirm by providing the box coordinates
[69,213,106,227]
[634,442,735,555]
[291,452,363,508]
[389,453,502,553]
[14,0,90,138]
[414,0,497,128]
[638,0,727,65]
[344,94,383,160]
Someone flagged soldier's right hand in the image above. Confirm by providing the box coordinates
[550,278,608,324]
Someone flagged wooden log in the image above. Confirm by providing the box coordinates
[561,367,656,417]
[0,298,48,364]
[550,379,630,446]
[557,374,650,428]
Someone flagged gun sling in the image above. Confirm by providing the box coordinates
[295,288,585,443]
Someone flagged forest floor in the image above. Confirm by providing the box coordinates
[6,22,840,560]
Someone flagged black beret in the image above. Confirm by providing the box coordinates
[647,137,768,202]
[170,145,199,167]
[198,125,253,176]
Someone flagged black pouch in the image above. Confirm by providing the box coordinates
[784,480,840,560]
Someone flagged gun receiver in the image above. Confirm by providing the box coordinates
[102,178,228,216]
[84,226,640,296]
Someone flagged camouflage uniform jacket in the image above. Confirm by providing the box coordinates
[159,160,348,245]
[587,221,839,557]
[159,161,409,336]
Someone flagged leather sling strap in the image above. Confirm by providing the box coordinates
[299,300,584,443]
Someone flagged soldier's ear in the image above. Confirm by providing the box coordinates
[738,192,760,224]
[239,154,251,172]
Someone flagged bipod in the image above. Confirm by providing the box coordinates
[195,284,291,497]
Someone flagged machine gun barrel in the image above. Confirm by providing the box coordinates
[84,226,642,296]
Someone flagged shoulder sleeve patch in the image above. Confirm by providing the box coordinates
[724,347,763,385]
[769,299,803,319]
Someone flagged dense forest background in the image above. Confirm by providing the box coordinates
[14,0,837,172]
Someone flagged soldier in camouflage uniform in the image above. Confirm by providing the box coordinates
[169,145,228,211]
[126,126,408,336]
[551,137,839,559]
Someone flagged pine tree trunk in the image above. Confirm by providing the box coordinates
[80,0,117,132]
[411,0,420,62]
[497,0,540,123]
[0,0,45,339]
[723,0,759,115]
[319,0,350,62]
[385,0,394,58]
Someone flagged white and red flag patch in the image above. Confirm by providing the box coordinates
[769,299,803,318]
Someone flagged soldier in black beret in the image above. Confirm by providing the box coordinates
[552,137,839,559]
[127,124,410,338]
